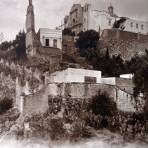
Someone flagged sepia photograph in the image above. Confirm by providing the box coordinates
[0,0,148,147]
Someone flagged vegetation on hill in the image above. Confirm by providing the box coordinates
[88,91,117,117]
[92,49,126,77]
[0,30,26,60]
[75,30,148,117]
[113,17,127,30]
[13,30,26,59]
[75,30,126,77]
[131,51,148,118]
[0,97,13,114]
[0,41,12,51]
[76,30,99,57]
[16,91,147,140]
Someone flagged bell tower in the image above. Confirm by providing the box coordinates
[26,0,36,56]
[108,4,114,16]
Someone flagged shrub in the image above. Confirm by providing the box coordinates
[0,98,13,114]
[70,120,92,141]
[76,30,99,57]
[50,118,66,140]
[88,91,117,117]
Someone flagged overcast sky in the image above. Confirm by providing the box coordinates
[0,0,148,41]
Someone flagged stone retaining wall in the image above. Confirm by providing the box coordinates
[99,29,148,61]
[20,83,144,118]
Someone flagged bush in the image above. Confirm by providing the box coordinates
[70,121,92,141]
[76,30,99,57]
[50,118,66,140]
[0,98,13,114]
[88,91,117,117]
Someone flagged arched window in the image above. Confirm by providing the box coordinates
[53,39,57,48]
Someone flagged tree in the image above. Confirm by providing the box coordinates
[0,41,12,51]
[76,30,99,57]
[132,50,148,118]
[13,30,26,59]
[113,17,127,30]
[0,98,13,114]
[92,49,125,77]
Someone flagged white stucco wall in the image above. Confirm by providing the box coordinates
[39,28,62,49]
[48,68,102,83]
[116,89,136,112]
[120,74,133,79]
[82,4,116,32]
[65,2,148,35]
[101,77,116,85]
[92,10,116,31]
[124,19,148,35]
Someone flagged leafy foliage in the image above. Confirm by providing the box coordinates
[0,30,26,59]
[113,17,127,30]
[88,91,117,117]
[70,121,92,141]
[91,49,125,77]
[131,51,148,117]
[13,30,26,59]
[50,118,66,140]
[0,41,12,51]
[0,98,13,114]
[76,30,99,57]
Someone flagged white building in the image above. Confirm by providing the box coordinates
[26,0,63,56]
[64,2,148,35]
[120,74,133,79]
[122,18,148,35]
[38,28,62,50]
[88,4,117,32]
[47,68,102,83]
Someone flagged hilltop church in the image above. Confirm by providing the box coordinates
[0,0,145,121]
[64,1,148,35]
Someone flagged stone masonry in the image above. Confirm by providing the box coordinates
[99,29,148,61]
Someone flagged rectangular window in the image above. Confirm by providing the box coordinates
[130,22,133,28]
[141,24,144,30]
[84,76,97,83]
[45,39,49,47]
[53,39,57,48]
[108,20,111,26]
[136,23,138,29]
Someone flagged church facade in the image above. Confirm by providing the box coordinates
[64,2,148,35]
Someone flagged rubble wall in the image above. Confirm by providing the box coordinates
[21,82,144,118]
[99,29,148,61]
[22,83,116,117]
